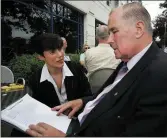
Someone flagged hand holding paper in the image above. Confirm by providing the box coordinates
[26,122,66,137]
[1,94,71,134]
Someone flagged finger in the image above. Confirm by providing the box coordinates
[38,122,53,130]
[68,108,78,119]
[29,124,45,134]
[36,123,48,131]
[62,108,72,116]
[26,129,43,137]
[57,104,71,116]
[51,105,61,111]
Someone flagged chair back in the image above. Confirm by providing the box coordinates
[1,66,14,83]
[89,68,114,94]
[16,77,26,85]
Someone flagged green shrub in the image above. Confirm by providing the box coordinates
[67,53,80,64]
[8,54,44,82]
[8,53,80,82]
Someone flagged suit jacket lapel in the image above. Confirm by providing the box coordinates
[78,42,159,133]
[65,76,75,100]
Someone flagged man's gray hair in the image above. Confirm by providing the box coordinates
[122,2,153,35]
[96,25,109,40]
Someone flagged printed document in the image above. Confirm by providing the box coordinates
[1,94,71,133]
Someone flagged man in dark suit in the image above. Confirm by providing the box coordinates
[26,2,167,137]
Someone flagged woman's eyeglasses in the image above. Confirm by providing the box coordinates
[85,47,90,50]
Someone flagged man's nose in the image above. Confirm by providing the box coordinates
[107,33,114,44]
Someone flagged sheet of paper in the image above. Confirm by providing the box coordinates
[1,94,71,133]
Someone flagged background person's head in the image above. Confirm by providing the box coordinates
[32,33,64,69]
[108,2,153,61]
[82,44,90,52]
[61,37,67,52]
[96,25,109,44]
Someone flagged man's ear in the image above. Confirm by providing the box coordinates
[37,55,45,61]
[135,21,144,39]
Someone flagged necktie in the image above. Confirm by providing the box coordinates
[120,62,128,73]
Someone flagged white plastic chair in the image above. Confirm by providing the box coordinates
[89,68,115,94]
[1,65,26,85]
[1,66,14,83]
[15,77,26,85]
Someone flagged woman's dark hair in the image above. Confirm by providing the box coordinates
[31,33,63,56]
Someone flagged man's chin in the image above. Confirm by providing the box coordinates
[115,55,121,59]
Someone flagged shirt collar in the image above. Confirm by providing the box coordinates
[97,43,110,47]
[40,64,51,83]
[127,42,153,71]
[64,55,71,61]
[63,62,73,77]
[40,62,73,83]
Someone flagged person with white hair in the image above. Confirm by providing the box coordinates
[61,37,70,61]
[85,24,120,77]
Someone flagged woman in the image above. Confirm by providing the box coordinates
[79,44,90,74]
[11,33,92,137]
[79,44,90,67]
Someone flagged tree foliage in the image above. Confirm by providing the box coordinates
[153,0,167,47]
[1,0,51,36]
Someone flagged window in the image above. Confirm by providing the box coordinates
[106,0,110,6]
[1,0,84,65]
[52,1,84,53]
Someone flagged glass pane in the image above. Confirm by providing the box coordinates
[67,8,78,22]
[52,1,79,22]
[64,7,70,19]
[1,0,51,65]
[52,2,63,17]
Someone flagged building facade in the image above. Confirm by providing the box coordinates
[64,1,112,47]
[1,0,141,65]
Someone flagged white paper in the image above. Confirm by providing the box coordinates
[1,94,71,133]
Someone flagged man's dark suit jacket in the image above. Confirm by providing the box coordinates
[71,42,167,137]
[11,61,92,137]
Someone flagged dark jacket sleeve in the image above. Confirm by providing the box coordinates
[75,64,93,106]
[66,62,92,95]
[65,61,94,112]
[26,68,42,97]
[75,62,92,97]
